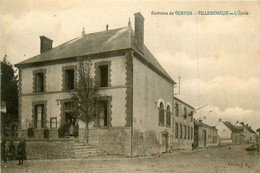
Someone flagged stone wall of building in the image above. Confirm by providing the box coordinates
[88,127,131,156]
[132,56,174,155]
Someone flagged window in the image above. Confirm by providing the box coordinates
[97,100,109,127]
[99,65,108,87]
[191,127,193,140]
[34,105,44,128]
[184,107,187,118]
[180,124,183,139]
[190,112,193,122]
[50,117,57,129]
[166,106,171,127]
[175,103,179,117]
[184,126,186,139]
[188,126,190,139]
[35,73,44,93]
[175,123,178,138]
[65,69,75,90]
[159,102,164,126]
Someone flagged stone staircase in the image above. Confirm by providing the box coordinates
[73,141,106,158]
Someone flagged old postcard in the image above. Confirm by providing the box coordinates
[1,0,260,172]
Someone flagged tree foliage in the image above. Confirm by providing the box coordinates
[1,55,18,123]
[70,59,100,142]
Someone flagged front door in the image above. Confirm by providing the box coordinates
[162,134,168,153]
[203,130,207,147]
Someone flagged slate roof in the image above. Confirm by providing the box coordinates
[194,120,217,130]
[16,26,174,83]
[222,121,240,133]
[236,122,257,134]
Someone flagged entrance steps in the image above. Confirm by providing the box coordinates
[73,141,106,158]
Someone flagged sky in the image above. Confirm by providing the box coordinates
[1,0,260,130]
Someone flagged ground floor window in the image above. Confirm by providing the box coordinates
[184,126,186,139]
[188,126,190,140]
[97,100,109,127]
[175,123,178,138]
[191,127,193,140]
[180,124,183,139]
[34,105,44,128]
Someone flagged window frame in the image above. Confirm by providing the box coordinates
[158,102,165,126]
[166,106,171,128]
[175,103,179,117]
[33,69,46,93]
[95,61,111,88]
[62,65,76,91]
[175,123,178,138]
[50,117,57,129]
[32,101,47,129]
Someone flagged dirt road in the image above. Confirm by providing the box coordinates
[2,144,260,173]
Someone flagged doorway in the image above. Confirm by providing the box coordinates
[202,130,207,147]
[162,134,168,153]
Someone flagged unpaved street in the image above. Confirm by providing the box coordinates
[2,145,260,173]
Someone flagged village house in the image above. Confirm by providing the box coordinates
[15,13,185,157]
[235,122,258,144]
[215,120,241,145]
[171,97,194,150]
[193,120,219,148]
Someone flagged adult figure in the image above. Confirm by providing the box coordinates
[17,138,26,165]
[58,123,64,138]
[8,140,16,160]
[73,121,79,138]
[11,122,15,138]
[27,123,34,138]
[1,138,7,163]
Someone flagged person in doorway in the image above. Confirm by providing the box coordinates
[17,138,26,165]
[73,121,79,138]
[1,138,7,163]
[8,140,16,160]
[27,123,34,138]
[69,119,75,136]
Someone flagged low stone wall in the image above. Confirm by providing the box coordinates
[5,139,75,160]
[171,139,193,150]
[17,129,58,139]
[88,127,131,156]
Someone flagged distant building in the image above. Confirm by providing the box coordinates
[172,97,194,150]
[235,122,257,143]
[193,120,219,148]
[215,121,241,145]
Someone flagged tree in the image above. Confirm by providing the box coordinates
[1,55,18,125]
[71,59,100,142]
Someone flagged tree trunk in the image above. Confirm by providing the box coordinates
[84,121,89,143]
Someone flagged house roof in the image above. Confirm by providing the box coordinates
[194,120,217,130]
[222,121,240,133]
[15,26,175,84]
[236,122,257,134]
[174,97,194,110]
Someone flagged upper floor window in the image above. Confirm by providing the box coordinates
[191,127,193,140]
[63,66,76,91]
[190,111,193,122]
[180,124,183,139]
[166,106,171,127]
[184,107,187,119]
[99,65,108,87]
[65,69,75,90]
[33,69,46,93]
[159,102,164,126]
[95,61,111,88]
[184,125,187,139]
[175,103,179,117]
[188,126,190,140]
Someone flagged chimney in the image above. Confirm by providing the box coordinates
[134,12,145,53]
[40,36,53,54]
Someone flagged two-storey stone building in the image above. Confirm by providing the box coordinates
[15,13,196,156]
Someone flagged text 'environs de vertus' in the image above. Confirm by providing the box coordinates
[151,11,249,16]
